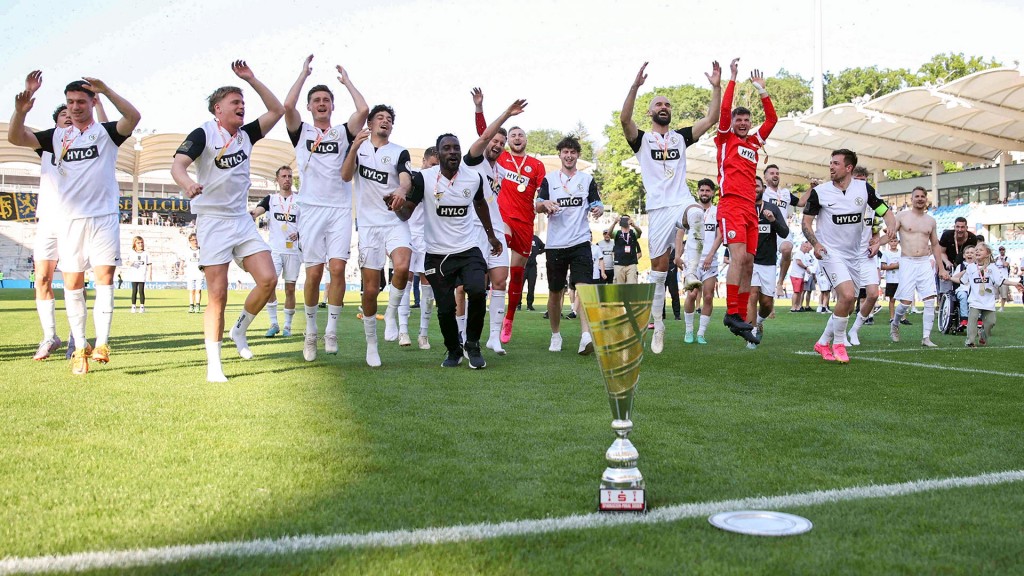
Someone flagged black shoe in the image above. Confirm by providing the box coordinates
[410,303,420,309]
[442,348,464,368]
[738,328,761,345]
[900,318,912,326]
[527,306,537,311]
[517,304,522,311]
[318,302,327,309]
[674,315,681,321]
[543,311,549,319]
[464,341,486,369]
[723,313,754,334]
[567,311,577,319]
[863,317,875,326]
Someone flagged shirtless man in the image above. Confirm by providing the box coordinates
[890,186,950,347]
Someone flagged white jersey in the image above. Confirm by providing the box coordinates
[124,250,150,282]
[177,120,263,217]
[185,246,203,280]
[628,127,696,211]
[352,140,411,228]
[462,153,505,234]
[258,193,300,254]
[290,122,353,208]
[592,244,603,279]
[798,250,816,280]
[409,166,486,255]
[763,186,796,218]
[538,169,600,250]
[597,239,614,269]
[804,179,888,260]
[35,150,61,224]
[962,262,1006,311]
[35,121,127,218]
[701,205,718,259]
[881,247,901,283]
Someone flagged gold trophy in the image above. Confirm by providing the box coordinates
[577,283,654,512]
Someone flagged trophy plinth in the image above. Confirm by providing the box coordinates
[577,283,654,513]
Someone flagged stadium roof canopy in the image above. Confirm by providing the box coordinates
[625,67,1024,183]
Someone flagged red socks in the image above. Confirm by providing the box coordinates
[506,266,525,321]
[726,284,739,315]
[738,292,750,322]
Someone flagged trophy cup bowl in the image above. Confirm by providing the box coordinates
[577,283,654,512]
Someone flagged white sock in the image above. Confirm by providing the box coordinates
[698,314,711,336]
[267,301,279,326]
[398,285,411,333]
[922,299,935,339]
[756,314,768,325]
[36,299,57,340]
[489,289,506,341]
[326,304,342,334]
[420,285,434,337]
[817,316,834,346]
[684,311,695,333]
[363,315,377,342]
[456,314,467,340]
[304,305,319,334]
[65,288,88,349]
[93,284,114,347]
[650,270,668,330]
[831,314,849,345]
[851,313,868,332]
[283,308,295,330]
[894,302,910,324]
[230,310,256,359]
[205,339,225,381]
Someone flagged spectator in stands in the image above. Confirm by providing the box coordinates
[0,270,4,288]
[609,215,641,283]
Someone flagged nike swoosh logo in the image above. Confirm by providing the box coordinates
[827,203,836,207]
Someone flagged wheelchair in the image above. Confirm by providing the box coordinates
[936,289,963,335]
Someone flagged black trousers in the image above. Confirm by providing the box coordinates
[525,264,538,308]
[131,281,146,305]
[603,268,614,284]
[665,270,680,318]
[426,248,487,353]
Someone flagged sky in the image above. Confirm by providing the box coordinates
[1,0,1021,151]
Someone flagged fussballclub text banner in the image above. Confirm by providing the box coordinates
[0,193,191,221]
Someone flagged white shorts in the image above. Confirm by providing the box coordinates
[358,223,411,270]
[649,203,692,260]
[751,263,777,297]
[34,220,60,262]
[186,277,205,291]
[816,252,863,292]
[272,251,301,283]
[410,234,426,274]
[300,204,352,265]
[196,214,269,269]
[477,228,509,270]
[59,213,121,273]
[894,255,937,301]
[859,257,880,288]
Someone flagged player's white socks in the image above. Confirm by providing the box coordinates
[831,314,849,345]
[363,315,381,367]
[817,316,835,346]
[684,312,695,333]
[385,285,405,341]
[851,313,869,332]
[230,310,255,359]
[489,289,506,341]
[36,299,57,340]
[326,304,342,335]
[267,301,279,327]
[650,270,668,330]
[304,305,319,335]
[698,314,711,336]
[398,285,411,334]
[456,314,467,342]
[419,285,434,337]
[283,308,295,331]
[894,302,910,324]
[205,340,227,382]
[922,299,936,339]
[756,314,769,326]
[65,288,88,350]
[93,284,114,347]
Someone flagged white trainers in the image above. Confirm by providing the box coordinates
[384,307,399,342]
[303,333,317,362]
[486,335,507,356]
[131,305,136,313]
[324,331,338,354]
[921,337,938,348]
[578,332,594,356]
[651,328,665,354]
[139,305,145,313]
[366,341,381,367]
[418,335,431,350]
[398,332,412,347]
[890,321,900,342]
[549,333,563,352]
[848,330,860,347]
[229,324,253,359]
[33,335,62,361]
[206,369,228,383]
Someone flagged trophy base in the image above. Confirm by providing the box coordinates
[599,488,646,512]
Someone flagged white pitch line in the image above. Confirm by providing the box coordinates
[845,356,1024,377]
[1,470,1023,575]
[795,345,1024,356]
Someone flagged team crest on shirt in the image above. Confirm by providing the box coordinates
[462,188,471,198]
[855,197,864,206]
[727,230,736,239]
[88,134,97,142]
[328,128,338,139]
[434,191,444,202]
[382,156,392,165]
[525,166,532,173]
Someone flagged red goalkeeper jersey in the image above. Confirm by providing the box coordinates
[474,111,546,223]
[715,80,777,203]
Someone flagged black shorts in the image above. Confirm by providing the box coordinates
[546,242,593,293]
[884,282,899,298]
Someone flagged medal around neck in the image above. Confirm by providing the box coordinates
[578,283,654,512]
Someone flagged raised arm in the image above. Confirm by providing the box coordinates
[690,61,722,139]
[82,78,140,137]
[719,58,739,133]
[469,98,527,157]
[94,94,109,123]
[283,55,313,133]
[341,128,369,182]
[338,65,369,135]
[620,62,648,144]
[8,91,41,148]
[750,69,777,141]
[472,88,486,136]
[231,60,284,137]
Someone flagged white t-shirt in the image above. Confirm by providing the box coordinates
[462,153,506,234]
[627,127,696,211]
[803,180,889,260]
[290,121,354,208]
[597,239,614,269]
[34,121,128,218]
[962,262,1006,311]
[124,250,150,282]
[257,193,300,254]
[351,140,411,228]
[184,246,203,280]
[591,243,604,279]
[881,247,901,283]
[177,120,263,217]
[408,166,486,255]
[537,170,600,250]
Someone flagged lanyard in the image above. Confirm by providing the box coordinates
[215,121,240,163]
[653,131,672,176]
[57,122,93,171]
[303,126,329,174]
[434,168,460,196]
[559,170,576,195]
[508,153,526,178]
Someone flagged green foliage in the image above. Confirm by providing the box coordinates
[917,52,1002,83]
[824,66,919,107]
[525,126,596,165]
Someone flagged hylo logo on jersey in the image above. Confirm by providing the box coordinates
[215,149,249,169]
[274,213,297,223]
[651,149,681,161]
[359,165,389,184]
[973,277,990,284]
[437,205,469,217]
[738,146,756,163]
[704,223,716,232]
[832,213,862,225]
[758,223,771,234]
[488,176,501,195]
[557,197,584,208]
[506,172,528,187]
[62,145,100,163]
[307,140,339,154]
